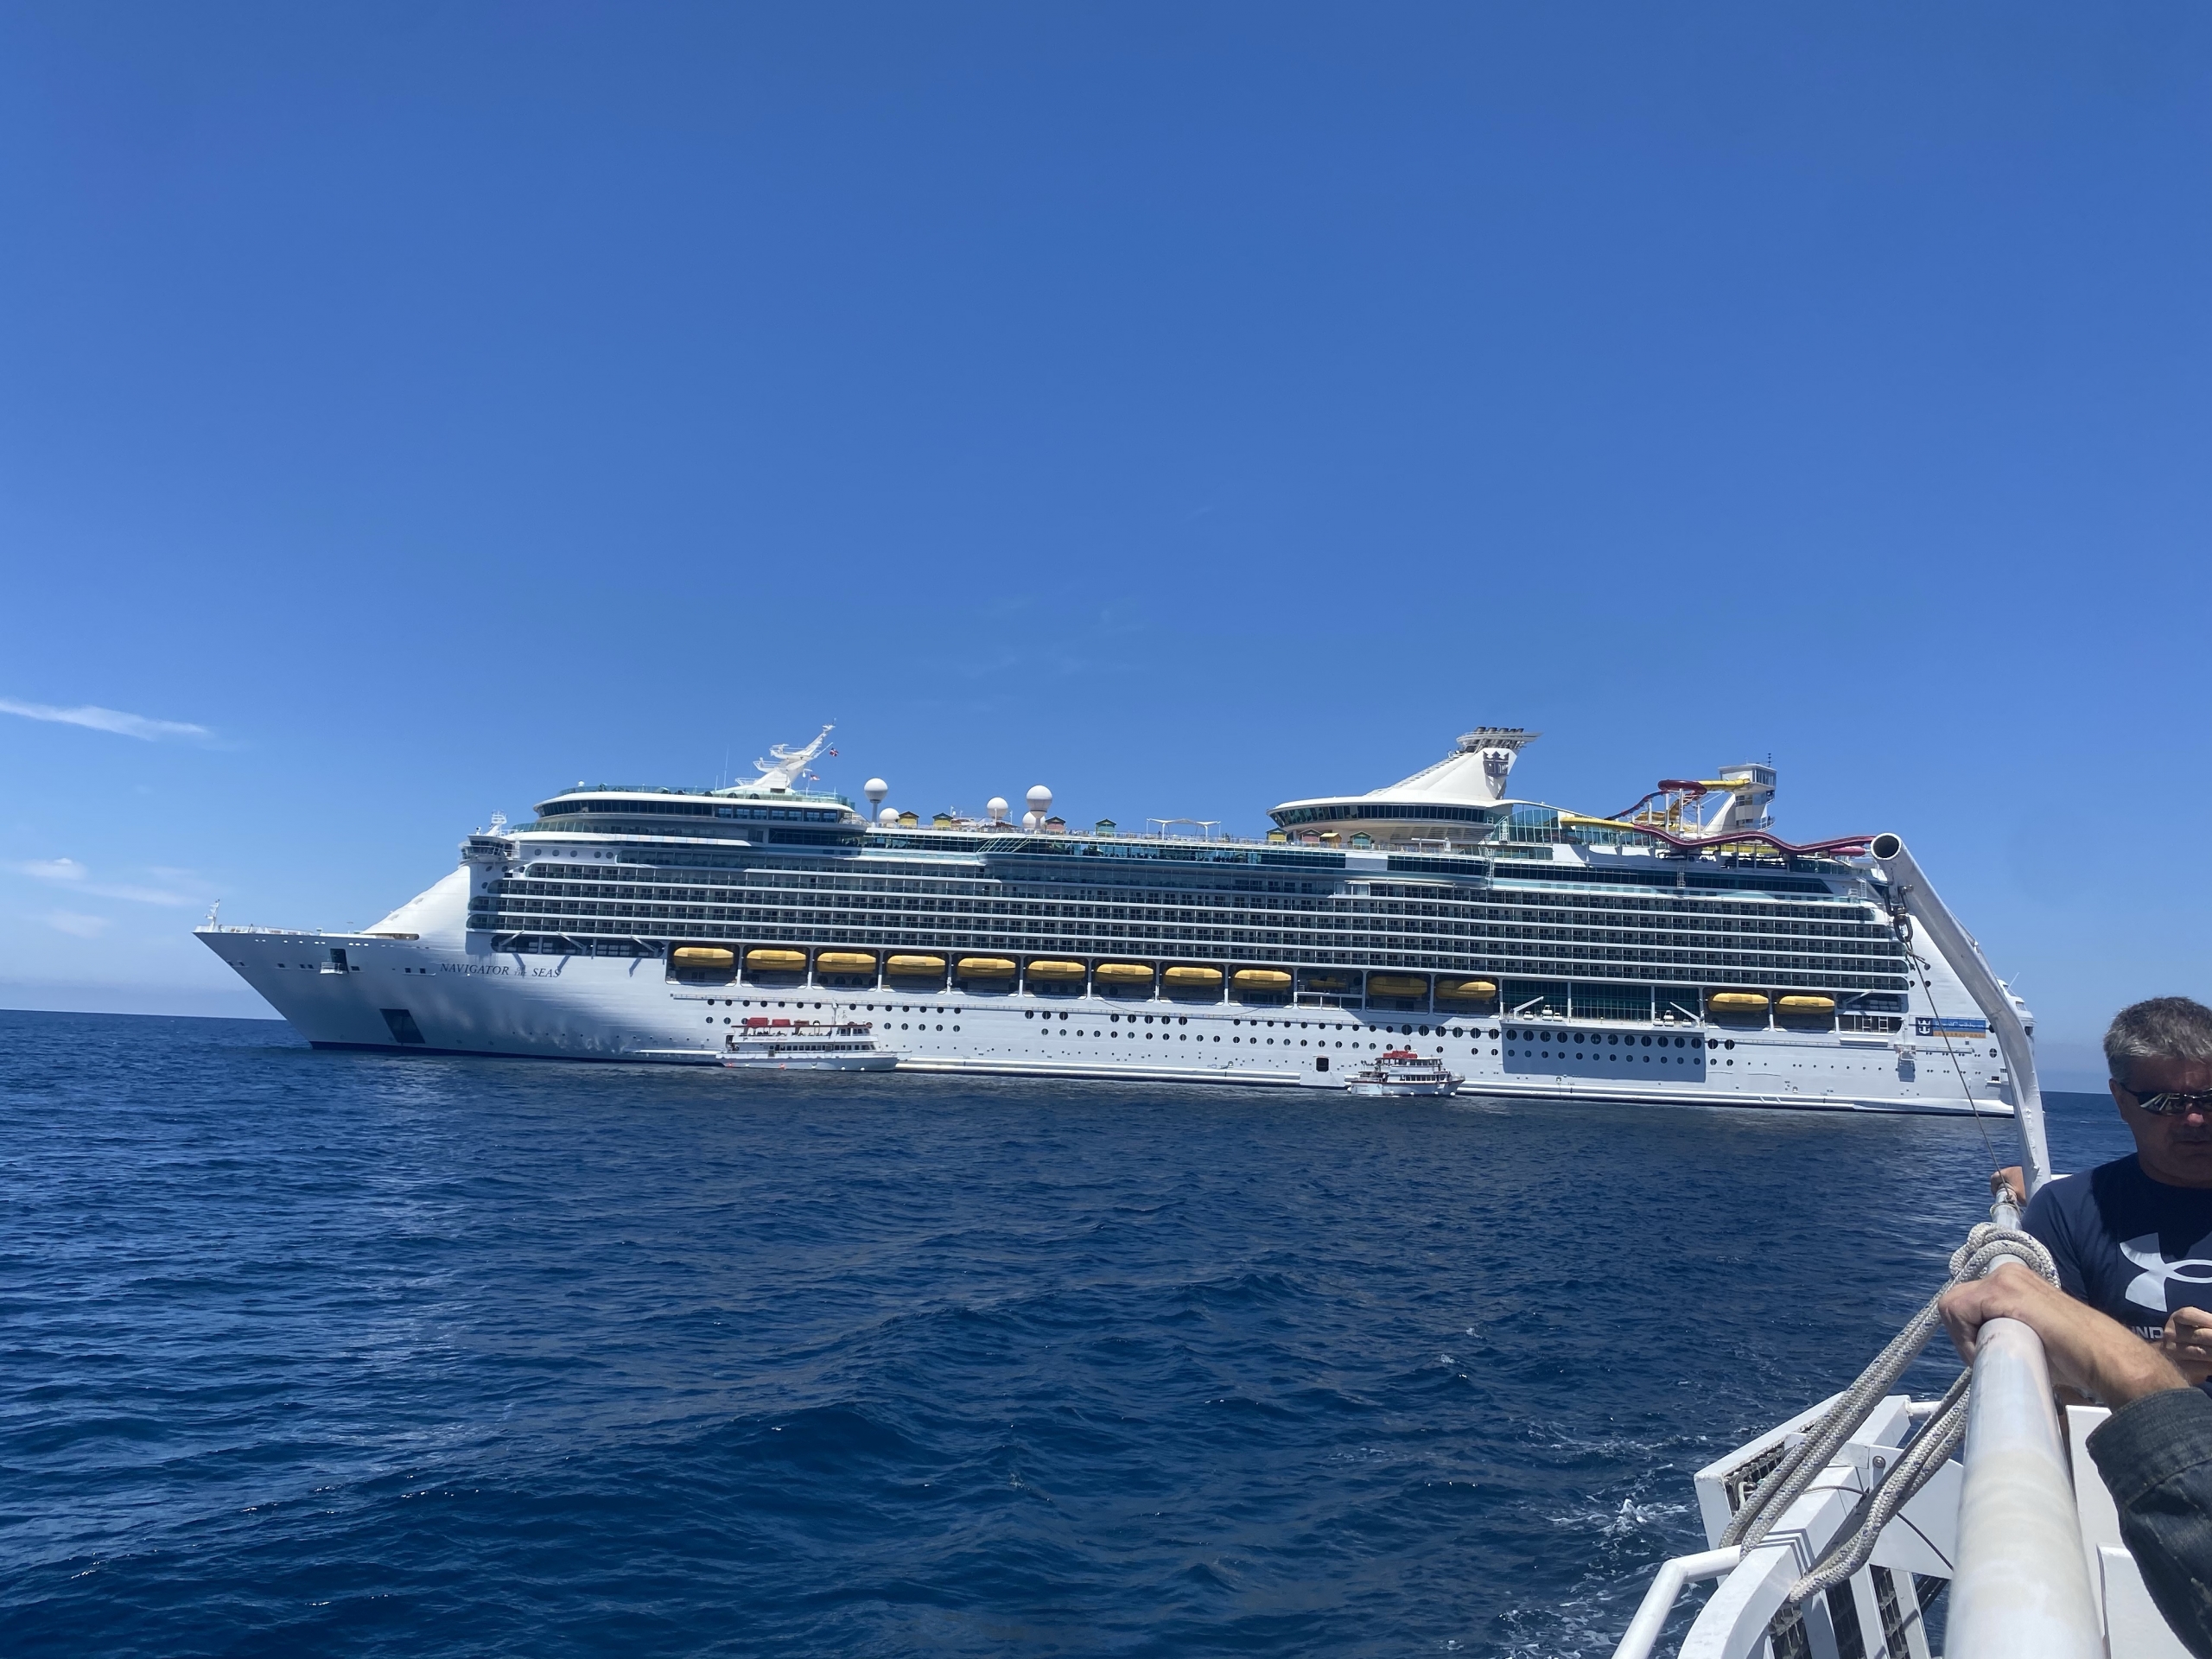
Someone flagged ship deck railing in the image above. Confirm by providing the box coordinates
[1611,1319,2182,1659]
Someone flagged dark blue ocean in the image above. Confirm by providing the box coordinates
[0,1010,2132,1657]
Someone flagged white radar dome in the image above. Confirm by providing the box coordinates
[987,797,1010,822]
[1027,784,1052,812]
[878,806,899,826]
[1022,810,1041,830]
[864,778,888,806]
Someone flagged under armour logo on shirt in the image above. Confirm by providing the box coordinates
[2120,1234,2212,1311]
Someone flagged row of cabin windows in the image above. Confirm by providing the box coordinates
[497,874,1878,930]
[485,891,1893,938]
[481,895,1897,955]
[474,924,1899,983]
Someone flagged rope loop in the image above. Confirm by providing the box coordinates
[1948,1223,2058,1288]
[1722,1217,2056,1558]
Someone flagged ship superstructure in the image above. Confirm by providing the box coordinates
[200,727,2027,1115]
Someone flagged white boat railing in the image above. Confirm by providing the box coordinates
[1946,1317,2103,1659]
[1609,1548,1739,1659]
[1611,1317,2121,1659]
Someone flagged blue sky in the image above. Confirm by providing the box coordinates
[2,3,2205,1082]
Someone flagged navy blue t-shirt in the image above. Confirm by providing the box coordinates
[2025,1156,2212,1368]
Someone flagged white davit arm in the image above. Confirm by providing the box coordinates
[1871,833,2052,1195]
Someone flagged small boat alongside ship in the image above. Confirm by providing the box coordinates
[1343,1049,1462,1096]
[718,1017,898,1071]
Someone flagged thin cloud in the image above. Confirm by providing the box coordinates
[12,857,86,881]
[46,911,111,938]
[7,857,198,906]
[0,697,209,741]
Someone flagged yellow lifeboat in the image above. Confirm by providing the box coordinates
[1094,963,1155,984]
[815,951,877,974]
[1233,969,1292,990]
[1026,960,1087,981]
[1164,965,1224,989]
[745,948,808,971]
[886,954,946,976]
[1302,974,1351,992]
[671,947,734,969]
[1437,978,1497,1001]
[1708,992,1770,1014]
[956,957,1016,978]
[1777,995,1837,1015]
[1368,975,1427,998]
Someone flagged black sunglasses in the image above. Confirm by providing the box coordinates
[2121,1084,2212,1117]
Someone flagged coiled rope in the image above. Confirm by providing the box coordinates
[1719,1220,2058,1606]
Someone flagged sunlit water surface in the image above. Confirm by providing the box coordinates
[0,1010,2130,1657]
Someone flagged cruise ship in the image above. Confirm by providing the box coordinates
[200,727,2027,1115]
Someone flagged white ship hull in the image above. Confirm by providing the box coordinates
[199,909,2014,1117]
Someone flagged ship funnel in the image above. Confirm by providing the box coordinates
[1375,728,1541,806]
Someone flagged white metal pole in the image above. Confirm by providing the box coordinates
[1947,1318,2102,1659]
[1870,834,2051,1193]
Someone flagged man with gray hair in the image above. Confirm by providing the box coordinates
[2023,995,2212,1389]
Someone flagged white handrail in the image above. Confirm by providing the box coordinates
[1947,1317,2102,1659]
[1610,1547,1740,1659]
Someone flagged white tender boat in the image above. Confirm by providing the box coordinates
[1344,1048,1462,1096]
[1608,836,2187,1659]
[718,1018,898,1071]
